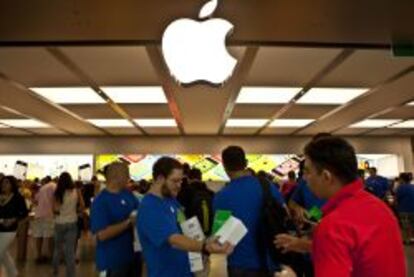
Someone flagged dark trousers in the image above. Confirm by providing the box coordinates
[228,267,271,277]
[106,256,142,277]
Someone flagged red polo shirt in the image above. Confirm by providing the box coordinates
[312,179,406,277]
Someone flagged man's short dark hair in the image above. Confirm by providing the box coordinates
[288,170,296,180]
[304,136,358,185]
[188,168,202,181]
[153,157,183,180]
[369,167,377,173]
[399,172,412,184]
[312,132,332,142]
[246,168,256,177]
[357,169,366,179]
[182,163,191,177]
[222,146,247,172]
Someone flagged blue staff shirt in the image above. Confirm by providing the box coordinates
[137,194,192,277]
[91,189,139,272]
[213,175,285,270]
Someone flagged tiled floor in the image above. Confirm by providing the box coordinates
[7,235,414,277]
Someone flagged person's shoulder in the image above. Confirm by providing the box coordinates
[140,194,159,207]
[122,189,136,198]
[296,178,307,188]
[139,195,164,217]
[396,184,407,192]
[335,190,390,220]
[379,176,389,183]
[92,190,109,204]
[365,176,374,182]
[14,192,26,202]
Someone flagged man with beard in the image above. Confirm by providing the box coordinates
[137,157,233,277]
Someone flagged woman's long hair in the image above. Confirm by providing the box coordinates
[0,175,19,195]
[54,172,75,204]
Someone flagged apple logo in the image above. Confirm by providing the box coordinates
[162,0,238,86]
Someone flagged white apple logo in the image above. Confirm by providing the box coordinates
[162,0,238,86]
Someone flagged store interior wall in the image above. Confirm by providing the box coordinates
[0,136,412,172]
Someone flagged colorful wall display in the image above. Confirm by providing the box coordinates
[0,153,399,182]
[95,153,400,182]
[0,155,93,180]
[95,154,303,182]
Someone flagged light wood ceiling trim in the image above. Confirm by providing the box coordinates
[46,47,146,136]
[361,116,414,136]
[0,105,39,135]
[297,66,414,135]
[256,49,355,135]
[0,72,105,135]
[145,46,185,135]
[218,47,259,134]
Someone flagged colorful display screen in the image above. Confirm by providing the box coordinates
[95,154,399,181]
[0,155,93,180]
[95,154,303,181]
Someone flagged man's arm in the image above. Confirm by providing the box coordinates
[274,234,312,254]
[91,198,135,242]
[96,218,133,241]
[168,234,233,255]
[169,234,203,252]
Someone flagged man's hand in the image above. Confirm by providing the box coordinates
[290,206,309,225]
[274,234,311,254]
[274,266,297,277]
[129,211,137,225]
[206,240,234,255]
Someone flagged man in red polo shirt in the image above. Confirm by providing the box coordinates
[301,136,406,277]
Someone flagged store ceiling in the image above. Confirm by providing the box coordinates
[0,46,412,137]
[0,0,413,137]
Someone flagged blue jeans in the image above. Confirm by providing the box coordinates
[53,222,78,277]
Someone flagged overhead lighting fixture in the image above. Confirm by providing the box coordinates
[87,119,133,128]
[297,88,368,105]
[407,101,414,106]
[226,119,268,127]
[100,87,168,104]
[350,119,399,128]
[236,87,300,104]
[389,120,414,128]
[134,119,177,127]
[270,119,315,127]
[0,119,50,128]
[31,87,105,104]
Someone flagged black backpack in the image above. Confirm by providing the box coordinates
[186,184,214,236]
[257,176,301,272]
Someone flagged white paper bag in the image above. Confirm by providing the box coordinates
[215,216,248,246]
[180,217,206,272]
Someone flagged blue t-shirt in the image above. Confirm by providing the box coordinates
[291,179,326,210]
[90,189,139,272]
[137,194,192,277]
[213,175,285,270]
[365,175,390,199]
[396,183,414,213]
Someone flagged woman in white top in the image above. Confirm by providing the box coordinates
[52,172,85,277]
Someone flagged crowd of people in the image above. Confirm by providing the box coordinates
[0,134,412,276]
